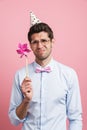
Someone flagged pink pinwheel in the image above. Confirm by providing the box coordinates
[16,43,31,58]
[16,43,31,77]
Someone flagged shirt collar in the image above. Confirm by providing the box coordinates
[33,58,55,72]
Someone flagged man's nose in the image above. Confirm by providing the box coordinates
[37,41,43,48]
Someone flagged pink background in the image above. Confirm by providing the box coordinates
[0,0,87,130]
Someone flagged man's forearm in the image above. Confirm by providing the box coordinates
[16,98,30,120]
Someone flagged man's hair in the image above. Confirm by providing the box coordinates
[28,22,54,42]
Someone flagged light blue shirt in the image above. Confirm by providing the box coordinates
[9,59,82,130]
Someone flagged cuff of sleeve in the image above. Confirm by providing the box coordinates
[14,108,26,123]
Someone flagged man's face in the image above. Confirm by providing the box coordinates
[29,31,54,61]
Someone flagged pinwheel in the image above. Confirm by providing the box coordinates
[16,43,31,77]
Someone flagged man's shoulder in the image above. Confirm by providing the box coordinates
[15,62,34,76]
[54,59,77,77]
[54,60,73,69]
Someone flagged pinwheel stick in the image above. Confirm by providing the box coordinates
[26,56,29,77]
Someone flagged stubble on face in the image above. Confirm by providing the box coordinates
[30,32,53,65]
[35,44,52,61]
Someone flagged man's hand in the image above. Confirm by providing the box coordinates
[21,77,33,102]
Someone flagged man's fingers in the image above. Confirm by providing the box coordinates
[24,77,31,81]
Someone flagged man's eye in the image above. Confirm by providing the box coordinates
[32,41,38,44]
[41,40,47,43]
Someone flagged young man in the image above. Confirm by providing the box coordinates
[9,22,82,130]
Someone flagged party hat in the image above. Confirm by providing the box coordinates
[30,12,41,26]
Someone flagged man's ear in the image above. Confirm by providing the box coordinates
[52,39,55,45]
[29,43,32,49]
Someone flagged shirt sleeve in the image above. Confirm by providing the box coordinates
[8,71,26,126]
[66,70,83,130]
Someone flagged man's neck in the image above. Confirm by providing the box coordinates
[35,56,52,67]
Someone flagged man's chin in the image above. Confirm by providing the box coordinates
[36,55,50,61]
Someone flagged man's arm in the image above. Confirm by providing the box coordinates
[66,70,82,130]
[16,77,33,120]
[8,73,33,126]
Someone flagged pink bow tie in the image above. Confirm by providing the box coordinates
[35,66,51,73]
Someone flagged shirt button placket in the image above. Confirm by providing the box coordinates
[40,72,46,130]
